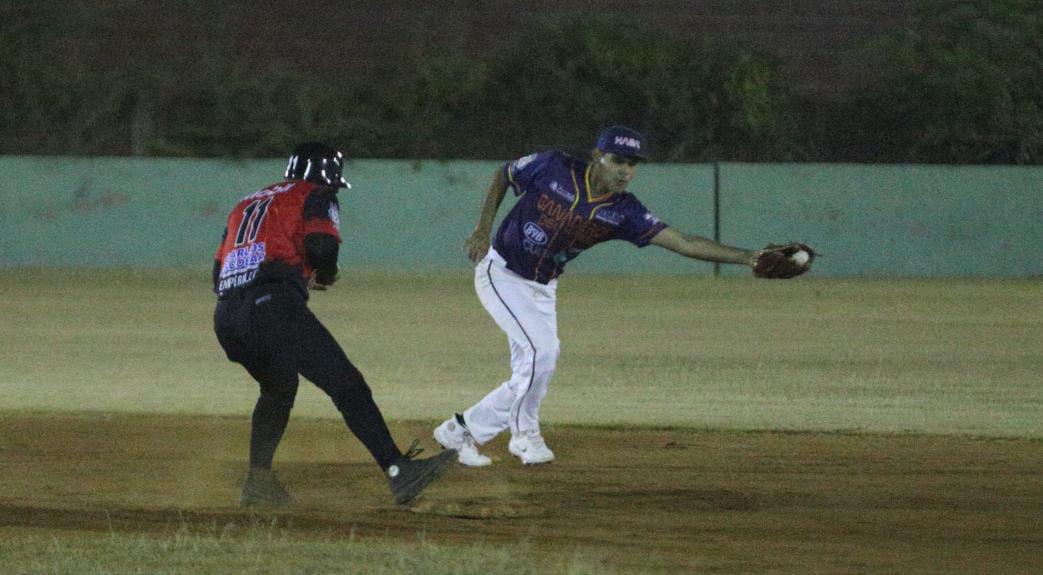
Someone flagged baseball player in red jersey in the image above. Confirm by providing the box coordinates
[213,143,455,505]
[434,127,812,467]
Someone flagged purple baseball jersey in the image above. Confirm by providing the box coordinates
[492,151,668,284]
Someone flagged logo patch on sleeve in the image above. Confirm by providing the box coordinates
[328,205,341,231]
[512,153,537,172]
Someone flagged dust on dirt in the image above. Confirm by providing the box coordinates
[1,413,1040,573]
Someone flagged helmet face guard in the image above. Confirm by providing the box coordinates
[285,143,351,188]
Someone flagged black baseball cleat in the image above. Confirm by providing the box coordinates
[240,468,292,507]
[387,441,457,504]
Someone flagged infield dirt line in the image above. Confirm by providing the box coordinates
[1,412,1040,573]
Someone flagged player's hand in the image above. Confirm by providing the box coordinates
[464,229,491,263]
[308,265,338,291]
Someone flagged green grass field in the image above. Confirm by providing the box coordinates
[1,269,1039,437]
[0,269,1040,574]
[2,527,612,575]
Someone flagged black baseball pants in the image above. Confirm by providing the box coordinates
[214,281,402,471]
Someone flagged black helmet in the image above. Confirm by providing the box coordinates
[285,142,351,188]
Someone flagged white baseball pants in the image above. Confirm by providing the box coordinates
[463,249,559,444]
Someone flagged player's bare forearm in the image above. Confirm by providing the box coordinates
[474,168,508,234]
[465,168,509,262]
[650,228,755,266]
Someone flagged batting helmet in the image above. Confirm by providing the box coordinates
[285,142,351,188]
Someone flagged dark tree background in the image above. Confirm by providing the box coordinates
[1,0,1039,163]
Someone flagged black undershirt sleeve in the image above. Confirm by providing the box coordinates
[304,232,339,285]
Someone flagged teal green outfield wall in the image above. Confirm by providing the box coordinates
[0,157,1039,277]
[716,163,1041,277]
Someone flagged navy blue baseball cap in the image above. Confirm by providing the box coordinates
[596,125,649,160]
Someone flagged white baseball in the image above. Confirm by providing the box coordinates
[791,250,810,266]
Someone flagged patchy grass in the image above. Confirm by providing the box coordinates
[1,521,617,575]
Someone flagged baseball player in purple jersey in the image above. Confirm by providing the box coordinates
[434,126,763,466]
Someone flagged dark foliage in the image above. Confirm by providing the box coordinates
[1,2,1038,164]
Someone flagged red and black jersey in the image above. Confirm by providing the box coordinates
[214,180,341,297]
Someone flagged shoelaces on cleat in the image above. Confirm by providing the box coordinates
[402,439,424,460]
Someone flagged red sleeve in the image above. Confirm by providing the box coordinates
[303,189,342,241]
[214,227,228,261]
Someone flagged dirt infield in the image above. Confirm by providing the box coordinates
[1,413,1039,573]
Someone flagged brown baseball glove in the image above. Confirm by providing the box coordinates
[751,242,815,279]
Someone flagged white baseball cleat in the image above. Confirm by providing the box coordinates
[508,433,555,465]
[433,414,492,467]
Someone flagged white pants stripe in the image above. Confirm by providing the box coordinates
[463,249,559,444]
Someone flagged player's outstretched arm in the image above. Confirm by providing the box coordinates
[649,228,756,267]
[465,168,510,263]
